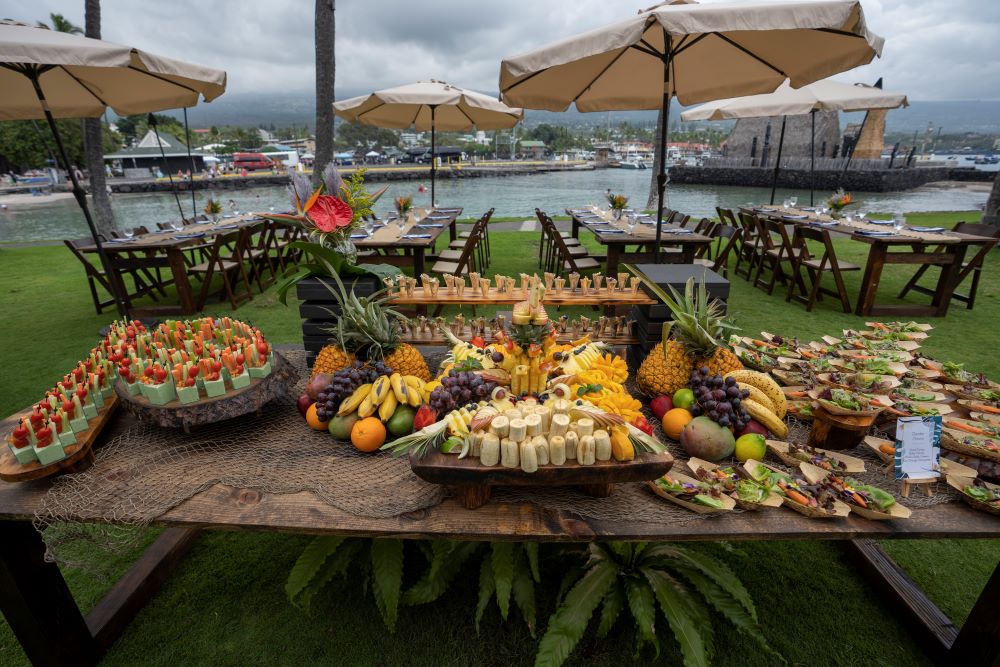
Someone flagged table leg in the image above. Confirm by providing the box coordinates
[449,219,457,243]
[571,217,580,239]
[0,520,100,666]
[605,244,620,277]
[414,248,425,277]
[855,243,887,316]
[948,558,1000,664]
[931,243,969,317]
[167,247,196,314]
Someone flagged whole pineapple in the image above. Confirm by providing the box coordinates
[311,344,355,377]
[322,272,432,381]
[637,323,693,396]
[637,278,742,395]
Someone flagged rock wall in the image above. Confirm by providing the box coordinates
[668,165,953,192]
[724,111,840,161]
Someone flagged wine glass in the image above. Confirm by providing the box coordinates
[626,213,637,236]
[397,213,407,238]
[123,227,135,240]
[364,217,375,236]
[788,196,798,208]
[856,210,868,223]
[170,221,184,233]
[782,198,790,209]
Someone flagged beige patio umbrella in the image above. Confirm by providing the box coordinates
[0,20,227,315]
[682,78,908,204]
[334,80,523,205]
[499,0,884,259]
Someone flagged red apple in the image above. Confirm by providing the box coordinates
[306,373,333,400]
[736,419,769,439]
[296,394,315,417]
[649,395,674,420]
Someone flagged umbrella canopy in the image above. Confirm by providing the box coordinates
[681,78,907,120]
[333,79,523,131]
[500,0,883,111]
[0,20,226,120]
[335,80,522,205]
[681,78,906,204]
[499,0,883,259]
[0,20,227,316]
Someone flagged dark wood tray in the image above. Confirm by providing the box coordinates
[410,447,674,509]
[113,351,298,430]
[1,395,117,482]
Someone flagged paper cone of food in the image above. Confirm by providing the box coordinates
[946,475,1000,516]
[742,459,848,519]
[798,462,910,520]
[766,440,865,473]
[648,472,735,514]
[685,457,782,510]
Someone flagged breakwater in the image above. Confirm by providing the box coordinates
[667,165,992,192]
[105,161,593,194]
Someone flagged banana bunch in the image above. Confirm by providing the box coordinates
[446,406,474,437]
[338,373,426,421]
[724,369,788,438]
[557,342,608,376]
[439,327,495,369]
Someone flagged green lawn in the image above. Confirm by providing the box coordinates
[0,209,997,665]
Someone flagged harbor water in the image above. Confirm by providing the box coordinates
[0,168,990,244]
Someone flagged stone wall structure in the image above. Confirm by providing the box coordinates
[724,111,840,162]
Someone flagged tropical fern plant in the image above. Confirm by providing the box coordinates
[286,536,407,632]
[535,542,782,667]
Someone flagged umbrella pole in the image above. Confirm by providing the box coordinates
[654,33,673,263]
[27,72,127,317]
[148,113,188,222]
[430,105,437,208]
[183,107,197,219]
[810,110,816,206]
[769,115,787,205]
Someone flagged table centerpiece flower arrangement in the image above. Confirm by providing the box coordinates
[203,197,223,221]
[825,188,854,219]
[606,192,629,220]
[260,164,398,304]
[394,195,413,221]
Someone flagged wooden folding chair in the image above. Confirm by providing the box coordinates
[694,224,740,277]
[189,228,254,311]
[897,221,1000,310]
[549,223,600,275]
[735,211,764,280]
[431,225,480,278]
[753,217,798,295]
[536,210,587,273]
[787,225,860,312]
[437,211,490,271]
[244,222,279,292]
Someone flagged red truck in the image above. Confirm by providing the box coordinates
[232,152,273,171]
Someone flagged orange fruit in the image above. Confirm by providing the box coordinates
[351,417,387,452]
[662,408,693,440]
[306,403,330,431]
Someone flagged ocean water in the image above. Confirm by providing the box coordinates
[0,168,989,243]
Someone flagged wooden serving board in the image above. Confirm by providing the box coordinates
[399,326,639,347]
[114,352,298,430]
[410,448,674,509]
[388,286,656,307]
[0,395,117,482]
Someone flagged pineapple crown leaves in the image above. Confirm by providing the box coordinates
[646,278,739,358]
[321,270,406,356]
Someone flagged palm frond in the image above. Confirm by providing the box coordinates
[491,542,515,620]
[644,569,713,667]
[534,560,617,667]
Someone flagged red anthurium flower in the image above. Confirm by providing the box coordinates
[308,195,353,232]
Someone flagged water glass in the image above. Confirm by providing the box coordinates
[782,198,790,209]
[789,196,798,208]
[856,210,867,223]
[397,216,407,237]
[892,213,906,231]
[171,221,184,233]
[124,228,135,240]
[364,218,375,236]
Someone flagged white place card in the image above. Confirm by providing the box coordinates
[894,416,941,480]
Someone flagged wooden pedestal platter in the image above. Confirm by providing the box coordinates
[410,448,674,509]
[0,395,118,482]
[113,352,299,430]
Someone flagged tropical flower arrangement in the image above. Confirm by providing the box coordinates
[606,192,629,219]
[825,188,854,217]
[263,164,397,304]
[203,197,223,216]
[394,195,413,219]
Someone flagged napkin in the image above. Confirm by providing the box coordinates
[415,223,444,228]
[173,232,206,239]
[666,228,694,234]
[426,215,450,220]
[402,233,432,239]
[108,238,135,244]
[866,219,893,226]
[598,228,626,234]
[856,230,895,237]
[349,234,369,239]
[215,224,239,230]
[910,226,945,233]
[782,214,809,220]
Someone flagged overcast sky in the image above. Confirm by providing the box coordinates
[4,0,999,101]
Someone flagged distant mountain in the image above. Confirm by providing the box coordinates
[160,92,1000,136]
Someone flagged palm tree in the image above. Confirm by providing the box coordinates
[82,0,115,237]
[645,107,670,211]
[38,13,83,34]
[314,0,335,187]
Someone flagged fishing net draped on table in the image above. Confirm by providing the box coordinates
[34,350,959,570]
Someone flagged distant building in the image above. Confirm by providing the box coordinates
[724,112,840,163]
[400,132,423,147]
[104,129,206,175]
[283,137,316,154]
[519,140,547,159]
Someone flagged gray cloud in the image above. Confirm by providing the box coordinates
[3,0,998,100]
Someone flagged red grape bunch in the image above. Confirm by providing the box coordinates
[688,367,751,431]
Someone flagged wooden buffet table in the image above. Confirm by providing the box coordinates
[566,207,712,275]
[745,207,997,317]
[1,402,998,665]
[353,208,463,276]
